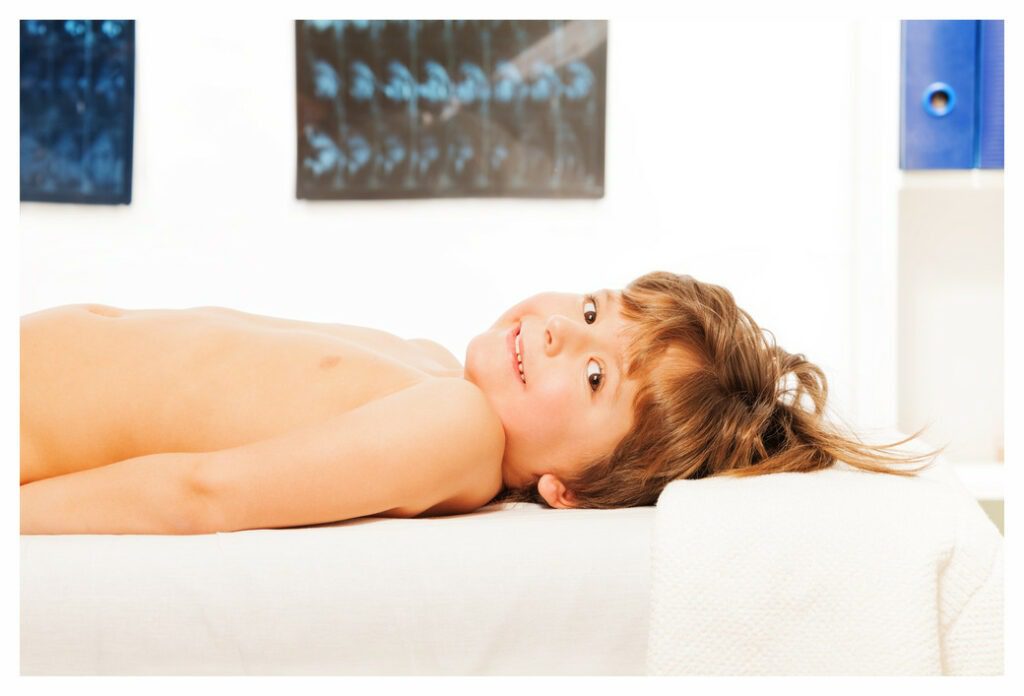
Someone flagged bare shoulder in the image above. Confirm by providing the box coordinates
[377,378,504,517]
[408,337,463,369]
[383,378,503,454]
[405,379,505,517]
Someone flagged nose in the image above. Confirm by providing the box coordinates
[543,314,582,356]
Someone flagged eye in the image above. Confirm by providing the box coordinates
[587,359,603,391]
[583,294,597,324]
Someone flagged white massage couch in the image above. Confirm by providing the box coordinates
[21,433,1002,675]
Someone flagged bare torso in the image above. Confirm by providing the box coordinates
[20,305,491,506]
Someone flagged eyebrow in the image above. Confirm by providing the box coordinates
[601,288,625,404]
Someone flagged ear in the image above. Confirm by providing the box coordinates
[537,473,578,509]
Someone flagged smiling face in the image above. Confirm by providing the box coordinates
[463,289,641,507]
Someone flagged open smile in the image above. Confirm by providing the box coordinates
[509,323,526,384]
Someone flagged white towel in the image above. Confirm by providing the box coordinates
[646,435,1003,675]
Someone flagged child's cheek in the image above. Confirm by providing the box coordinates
[520,383,571,437]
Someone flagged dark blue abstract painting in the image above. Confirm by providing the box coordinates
[296,20,607,200]
[21,20,135,205]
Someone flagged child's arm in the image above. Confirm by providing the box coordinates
[20,451,210,535]
[21,379,504,535]
[194,378,504,533]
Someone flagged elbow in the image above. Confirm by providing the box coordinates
[182,454,233,534]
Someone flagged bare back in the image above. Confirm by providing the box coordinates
[20,304,486,492]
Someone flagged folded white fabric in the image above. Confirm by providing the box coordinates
[646,434,1003,675]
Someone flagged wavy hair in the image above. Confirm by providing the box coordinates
[489,271,942,508]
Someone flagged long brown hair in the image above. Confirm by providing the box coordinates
[489,271,942,508]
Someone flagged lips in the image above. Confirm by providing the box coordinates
[508,322,523,385]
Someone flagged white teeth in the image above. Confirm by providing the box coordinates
[514,329,525,383]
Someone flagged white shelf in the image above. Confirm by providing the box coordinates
[951,461,1004,501]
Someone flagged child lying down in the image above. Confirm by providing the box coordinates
[19,270,938,534]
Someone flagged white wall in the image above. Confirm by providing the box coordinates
[20,17,870,425]
[898,171,1004,462]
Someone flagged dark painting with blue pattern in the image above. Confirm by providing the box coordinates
[296,20,607,200]
[21,20,135,204]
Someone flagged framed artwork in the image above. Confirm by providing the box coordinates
[296,20,607,200]
[20,20,136,205]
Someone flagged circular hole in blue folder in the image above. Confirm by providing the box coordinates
[922,82,956,117]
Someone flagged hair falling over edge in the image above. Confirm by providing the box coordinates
[489,271,944,509]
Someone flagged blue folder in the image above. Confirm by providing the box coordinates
[900,20,1003,170]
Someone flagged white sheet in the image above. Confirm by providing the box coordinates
[21,502,655,675]
[646,434,1004,675]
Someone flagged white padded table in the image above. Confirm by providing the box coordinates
[21,502,656,675]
